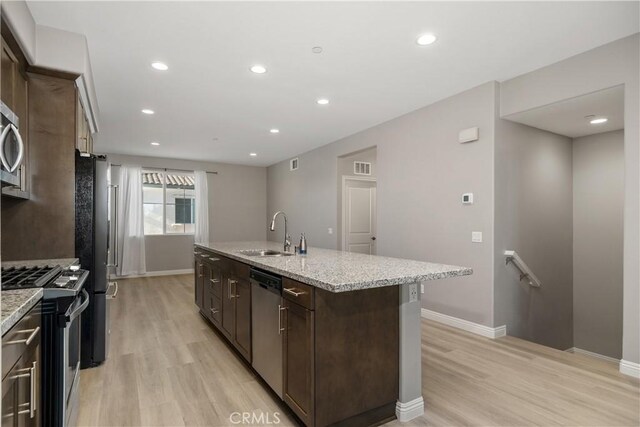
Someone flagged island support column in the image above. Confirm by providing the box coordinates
[396,282,425,422]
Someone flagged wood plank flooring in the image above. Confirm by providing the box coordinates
[77,275,639,426]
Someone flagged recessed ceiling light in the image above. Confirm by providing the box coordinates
[312,46,323,54]
[416,33,437,46]
[250,65,267,74]
[270,129,280,134]
[150,142,160,146]
[249,152,257,157]
[151,62,168,71]
[590,117,608,124]
[317,98,329,105]
[141,109,155,115]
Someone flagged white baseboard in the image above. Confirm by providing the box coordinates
[619,360,640,378]
[110,268,194,279]
[565,347,619,364]
[395,397,424,422]
[421,308,506,339]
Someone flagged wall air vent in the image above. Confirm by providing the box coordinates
[354,161,372,176]
[290,158,299,171]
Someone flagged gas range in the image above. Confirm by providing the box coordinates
[1,264,89,298]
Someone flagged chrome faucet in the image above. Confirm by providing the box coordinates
[269,211,291,252]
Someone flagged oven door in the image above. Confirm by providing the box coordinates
[0,102,24,187]
[61,290,89,427]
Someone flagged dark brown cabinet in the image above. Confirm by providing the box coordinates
[193,245,399,427]
[220,274,235,340]
[194,249,252,363]
[2,303,42,427]
[283,298,315,426]
[233,275,252,360]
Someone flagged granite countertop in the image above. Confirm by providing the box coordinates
[195,241,472,293]
[1,289,43,335]
[2,258,79,270]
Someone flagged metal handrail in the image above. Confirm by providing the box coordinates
[504,250,542,288]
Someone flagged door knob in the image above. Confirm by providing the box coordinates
[371,237,376,241]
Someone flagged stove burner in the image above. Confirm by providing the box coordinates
[1,265,63,289]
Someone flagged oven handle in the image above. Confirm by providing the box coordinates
[63,289,90,323]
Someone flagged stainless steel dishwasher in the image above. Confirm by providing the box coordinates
[250,268,284,398]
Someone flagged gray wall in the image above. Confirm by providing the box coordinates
[268,82,497,326]
[494,119,574,351]
[573,130,624,359]
[500,34,639,363]
[107,154,267,272]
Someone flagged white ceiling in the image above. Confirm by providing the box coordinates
[27,1,639,166]
[504,85,625,138]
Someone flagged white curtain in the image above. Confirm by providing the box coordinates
[194,170,210,244]
[117,165,146,276]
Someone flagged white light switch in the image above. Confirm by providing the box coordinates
[472,231,483,243]
[421,284,424,294]
[328,228,333,235]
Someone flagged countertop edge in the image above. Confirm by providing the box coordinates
[1,289,43,336]
[195,243,473,293]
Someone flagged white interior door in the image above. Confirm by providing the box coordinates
[344,179,377,254]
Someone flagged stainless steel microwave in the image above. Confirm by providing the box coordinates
[0,101,25,187]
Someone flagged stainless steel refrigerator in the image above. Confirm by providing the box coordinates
[76,152,115,368]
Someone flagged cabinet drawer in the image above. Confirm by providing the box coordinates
[209,296,222,326]
[232,260,250,280]
[204,253,222,264]
[2,302,41,380]
[209,268,222,298]
[282,278,315,310]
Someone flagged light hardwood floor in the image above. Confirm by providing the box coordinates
[77,275,640,427]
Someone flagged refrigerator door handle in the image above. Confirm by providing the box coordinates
[107,184,119,268]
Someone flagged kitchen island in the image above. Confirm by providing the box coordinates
[194,241,472,426]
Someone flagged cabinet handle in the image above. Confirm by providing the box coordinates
[210,307,219,315]
[229,279,238,298]
[11,361,36,418]
[198,265,203,278]
[5,327,40,345]
[283,288,306,297]
[210,278,220,284]
[278,304,286,335]
[209,257,220,262]
[30,361,36,418]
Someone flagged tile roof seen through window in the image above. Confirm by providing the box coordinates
[142,172,195,189]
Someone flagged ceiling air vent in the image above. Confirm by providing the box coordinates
[354,161,371,176]
[290,158,299,171]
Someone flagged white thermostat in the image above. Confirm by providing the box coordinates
[459,127,479,143]
[462,193,474,204]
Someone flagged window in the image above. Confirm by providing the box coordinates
[143,170,196,235]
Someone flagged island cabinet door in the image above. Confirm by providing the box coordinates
[283,300,315,427]
[194,259,205,310]
[221,275,235,340]
[202,263,213,320]
[232,278,252,362]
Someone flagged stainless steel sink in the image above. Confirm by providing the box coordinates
[238,249,295,257]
